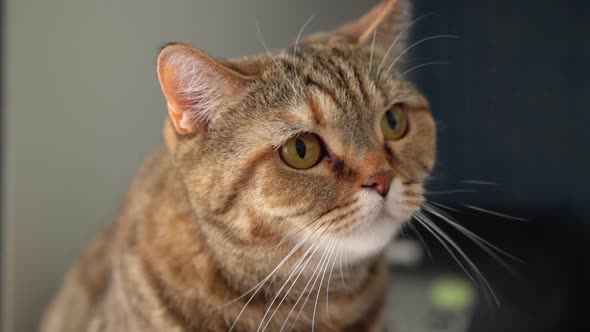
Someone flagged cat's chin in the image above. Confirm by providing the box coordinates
[338,214,404,263]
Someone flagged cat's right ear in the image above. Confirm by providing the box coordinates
[157,43,252,135]
[302,0,411,55]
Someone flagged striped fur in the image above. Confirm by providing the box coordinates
[41,1,436,331]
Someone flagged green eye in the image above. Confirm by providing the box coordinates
[381,104,409,140]
[280,133,323,169]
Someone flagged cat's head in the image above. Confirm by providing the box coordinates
[156,0,435,263]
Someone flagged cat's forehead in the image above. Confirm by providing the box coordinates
[229,43,378,80]
[222,44,422,150]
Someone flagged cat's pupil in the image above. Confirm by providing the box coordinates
[386,111,397,129]
[295,138,306,159]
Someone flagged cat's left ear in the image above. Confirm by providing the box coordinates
[157,43,252,135]
[305,0,411,51]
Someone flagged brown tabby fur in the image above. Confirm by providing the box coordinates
[40,0,436,331]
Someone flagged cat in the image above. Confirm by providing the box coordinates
[40,0,435,331]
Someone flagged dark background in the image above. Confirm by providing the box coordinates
[408,0,589,331]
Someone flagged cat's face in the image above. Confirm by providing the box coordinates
[157,0,434,263]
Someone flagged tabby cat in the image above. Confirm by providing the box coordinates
[40,0,435,330]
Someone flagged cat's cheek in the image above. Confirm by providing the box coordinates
[383,179,419,222]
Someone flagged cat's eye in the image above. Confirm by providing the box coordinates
[381,104,409,140]
[280,133,323,169]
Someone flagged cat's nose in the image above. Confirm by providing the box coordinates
[361,169,395,197]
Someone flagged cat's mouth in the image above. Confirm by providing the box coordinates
[349,179,414,231]
[335,179,414,262]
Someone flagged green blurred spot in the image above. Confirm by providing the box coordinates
[430,275,475,311]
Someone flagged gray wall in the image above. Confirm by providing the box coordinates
[2,1,375,331]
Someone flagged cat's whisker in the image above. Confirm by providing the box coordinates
[271,214,322,250]
[423,203,524,264]
[249,207,358,329]
[399,222,409,238]
[407,221,432,258]
[292,14,316,87]
[312,238,338,332]
[272,200,359,250]
[368,27,378,73]
[413,214,478,286]
[255,21,304,101]
[396,61,448,80]
[415,211,500,306]
[220,222,318,309]
[423,207,523,282]
[257,235,329,332]
[272,219,326,252]
[376,12,435,77]
[384,34,458,76]
[338,235,350,281]
[428,201,463,213]
[281,234,335,332]
[338,241,348,290]
[267,215,329,288]
[463,204,529,222]
[259,241,323,332]
[226,243,306,330]
[290,239,335,332]
[325,239,343,318]
[403,56,442,63]
[344,244,351,281]
[426,189,476,195]
[460,180,501,186]
[227,217,334,330]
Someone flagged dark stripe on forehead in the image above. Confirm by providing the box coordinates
[291,46,388,141]
[306,96,324,125]
[334,63,362,108]
[292,48,347,94]
[324,58,366,134]
[304,75,343,109]
[277,58,298,80]
[330,47,393,108]
[314,55,347,93]
[324,57,348,88]
[314,49,370,111]
[352,66,370,106]
[325,47,371,106]
[306,58,353,108]
[297,45,383,96]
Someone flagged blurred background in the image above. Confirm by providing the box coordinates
[2,0,588,331]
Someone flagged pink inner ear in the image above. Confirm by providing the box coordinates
[157,46,248,134]
[158,61,203,133]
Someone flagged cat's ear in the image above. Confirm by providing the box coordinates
[157,43,251,135]
[306,0,411,50]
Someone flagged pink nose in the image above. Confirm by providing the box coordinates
[361,169,395,197]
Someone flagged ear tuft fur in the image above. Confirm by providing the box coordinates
[302,0,412,56]
[157,44,251,134]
